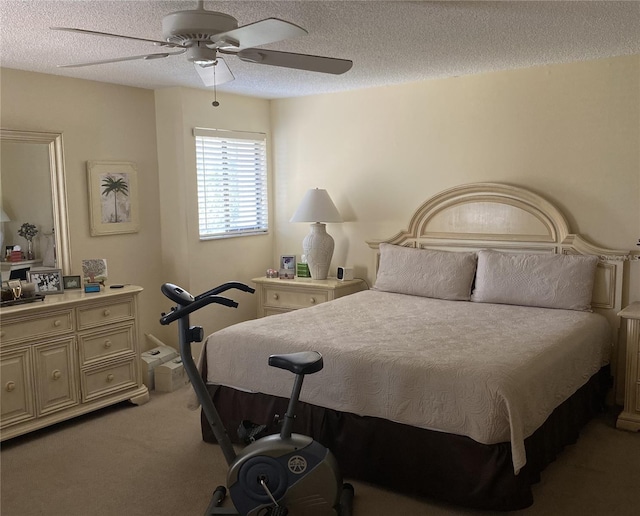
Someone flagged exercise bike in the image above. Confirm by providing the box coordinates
[160,282,354,516]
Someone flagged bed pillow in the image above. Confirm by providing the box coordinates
[373,243,477,301]
[471,249,598,311]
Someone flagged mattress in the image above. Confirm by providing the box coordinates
[203,290,611,473]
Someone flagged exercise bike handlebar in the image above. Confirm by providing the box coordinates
[194,281,255,300]
[158,282,255,467]
[159,295,238,325]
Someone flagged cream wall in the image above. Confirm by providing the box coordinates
[2,54,638,349]
[0,69,273,349]
[272,55,640,304]
[0,68,169,345]
[154,87,273,342]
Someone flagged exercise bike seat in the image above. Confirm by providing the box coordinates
[268,351,324,375]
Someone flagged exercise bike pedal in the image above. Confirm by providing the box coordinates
[205,485,237,515]
[339,483,355,516]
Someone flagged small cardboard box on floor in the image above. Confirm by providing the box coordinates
[155,358,190,392]
[140,343,178,390]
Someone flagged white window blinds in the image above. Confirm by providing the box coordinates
[194,128,268,239]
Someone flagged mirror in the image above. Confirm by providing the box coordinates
[0,129,71,275]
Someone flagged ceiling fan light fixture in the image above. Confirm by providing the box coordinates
[187,43,217,65]
[194,58,216,66]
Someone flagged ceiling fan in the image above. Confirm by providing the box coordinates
[51,0,353,87]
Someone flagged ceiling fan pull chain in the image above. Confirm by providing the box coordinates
[212,64,220,107]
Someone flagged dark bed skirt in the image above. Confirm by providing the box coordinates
[201,366,610,511]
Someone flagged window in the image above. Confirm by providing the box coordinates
[194,128,268,239]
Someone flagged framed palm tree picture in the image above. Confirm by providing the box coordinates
[87,161,139,236]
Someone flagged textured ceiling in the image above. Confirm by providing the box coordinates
[1,1,639,99]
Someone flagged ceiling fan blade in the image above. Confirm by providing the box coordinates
[194,58,235,87]
[57,49,186,68]
[51,27,180,48]
[237,49,353,75]
[209,18,307,51]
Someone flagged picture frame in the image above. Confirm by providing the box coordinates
[27,268,64,294]
[63,275,82,290]
[279,255,296,279]
[82,258,108,285]
[87,161,139,236]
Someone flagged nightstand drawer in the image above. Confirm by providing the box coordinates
[81,358,137,402]
[0,310,73,345]
[78,324,135,366]
[253,277,366,318]
[77,298,135,330]
[263,286,328,310]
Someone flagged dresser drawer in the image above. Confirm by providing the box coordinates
[0,347,36,429]
[34,338,79,416]
[78,324,135,366]
[76,298,135,330]
[81,358,137,402]
[263,286,328,310]
[0,310,74,345]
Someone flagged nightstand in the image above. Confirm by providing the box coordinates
[617,302,640,431]
[252,276,367,318]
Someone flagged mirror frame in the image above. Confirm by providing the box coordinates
[0,129,72,275]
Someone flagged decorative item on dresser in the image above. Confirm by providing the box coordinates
[616,302,640,431]
[0,285,149,441]
[290,188,343,280]
[252,276,367,318]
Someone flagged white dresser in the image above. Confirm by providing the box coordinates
[0,285,149,441]
[616,302,640,431]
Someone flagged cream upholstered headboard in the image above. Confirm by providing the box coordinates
[367,183,631,399]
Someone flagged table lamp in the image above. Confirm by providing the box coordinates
[290,188,342,280]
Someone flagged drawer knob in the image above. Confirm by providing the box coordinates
[5,381,16,392]
[104,340,112,349]
[310,297,316,304]
[54,320,61,327]
[272,294,279,300]
[106,374,115,383]
[103,309,111,317]
[52,370,62,381]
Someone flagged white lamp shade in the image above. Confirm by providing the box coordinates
[290,189,342,223]
[0,209,10,223]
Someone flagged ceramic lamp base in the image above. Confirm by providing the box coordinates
[302,223,334,280]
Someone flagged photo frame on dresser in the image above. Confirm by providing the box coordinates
[27,269,64,294]
[63,275,82,290]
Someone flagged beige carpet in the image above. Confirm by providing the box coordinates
[1,386,638,516]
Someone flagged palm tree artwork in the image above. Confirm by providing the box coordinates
[100,173,130,223]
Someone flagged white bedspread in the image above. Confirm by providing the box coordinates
[204,290,611,473]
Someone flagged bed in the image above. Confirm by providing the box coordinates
[198,183,631,510]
